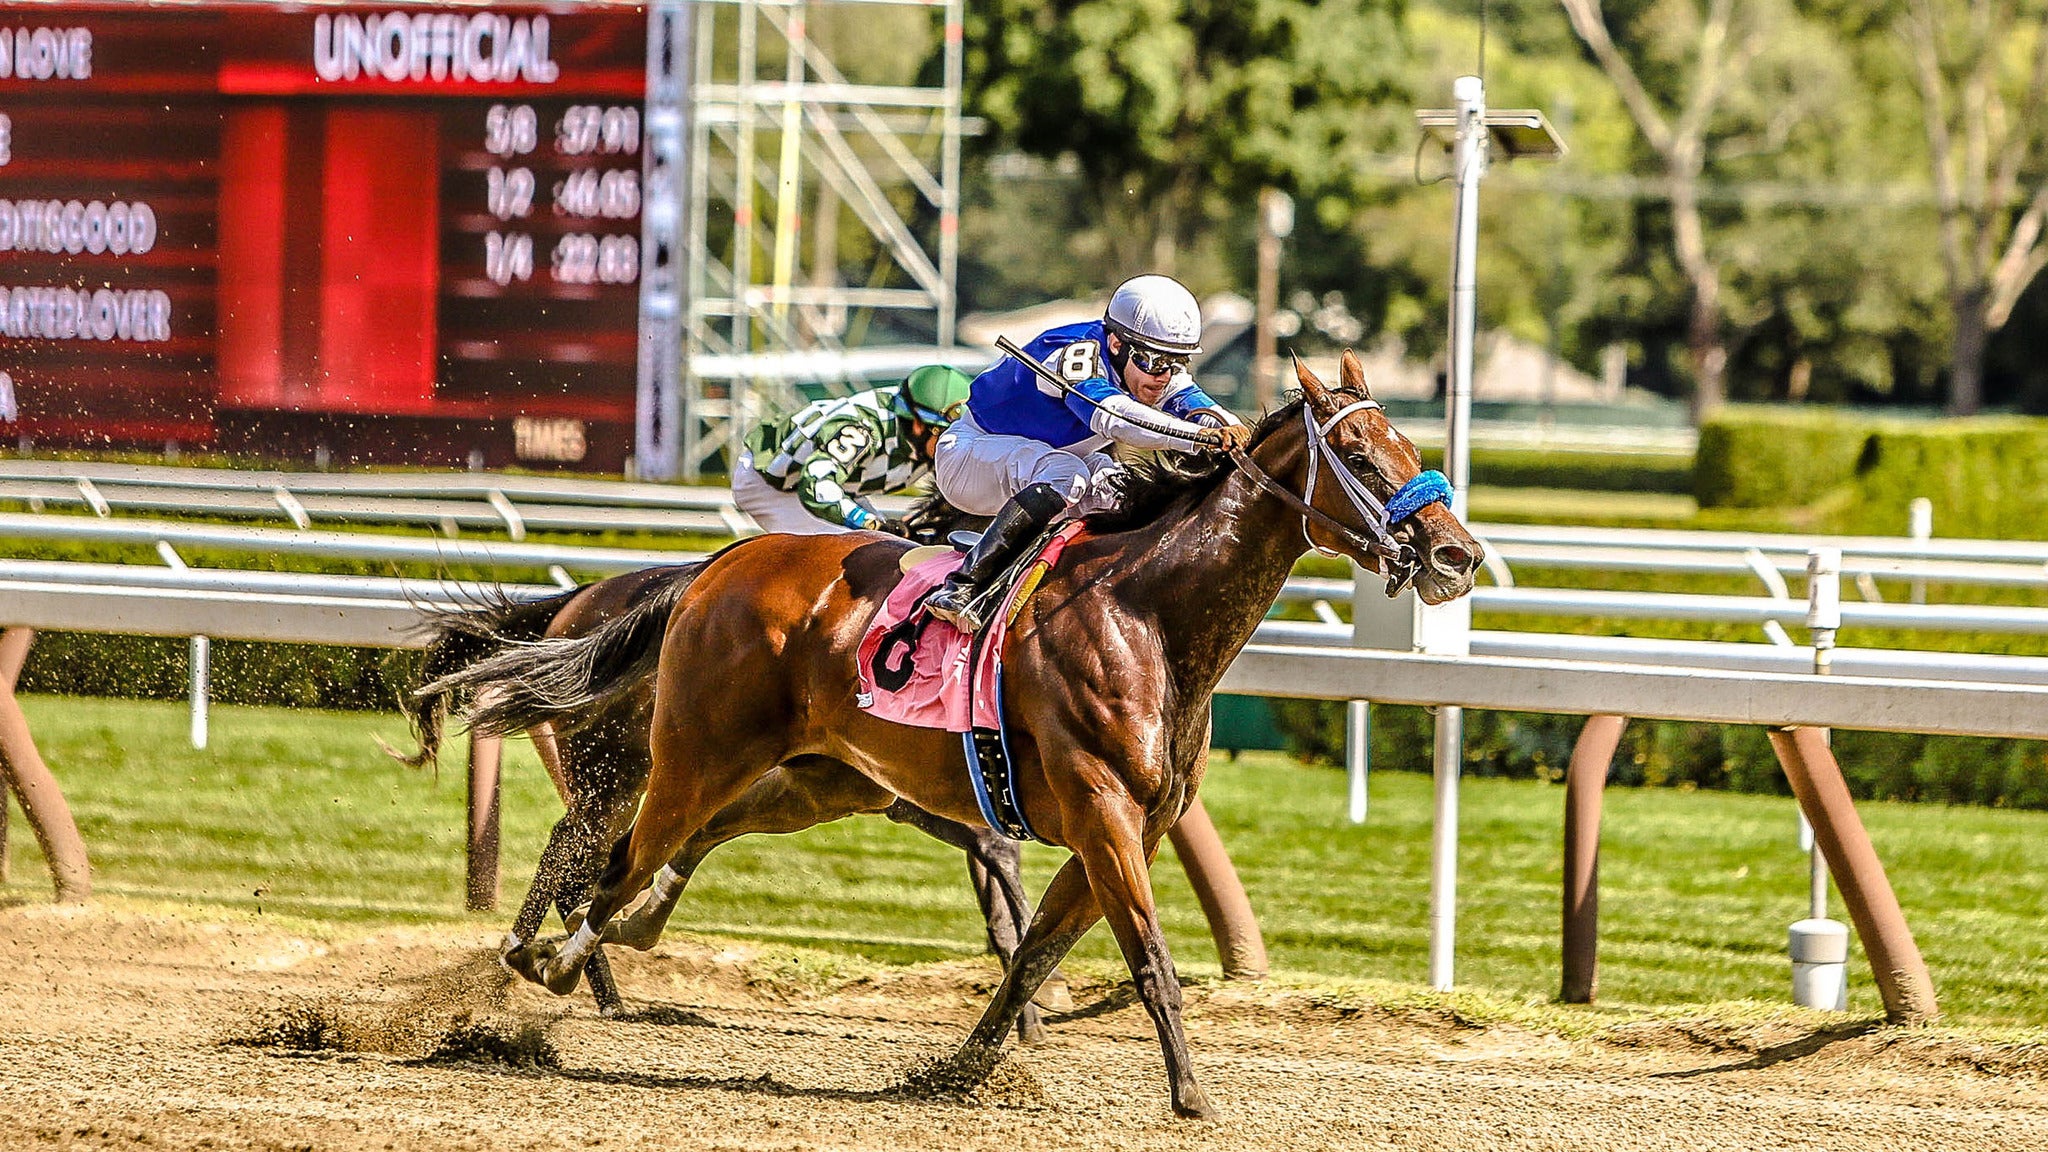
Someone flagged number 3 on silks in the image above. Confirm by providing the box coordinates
[1035,342,1101,396]
[822,424,872,466]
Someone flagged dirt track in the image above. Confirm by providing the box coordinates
[1,903,2044,1151]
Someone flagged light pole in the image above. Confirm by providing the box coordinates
[1412,77,1565,991]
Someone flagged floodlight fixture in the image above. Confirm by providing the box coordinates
[1414,108,1567,161]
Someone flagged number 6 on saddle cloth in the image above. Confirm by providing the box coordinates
[855,522,1085,841]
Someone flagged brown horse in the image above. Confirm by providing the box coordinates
[403,553,1062,1036]
[461,353,1481,1118]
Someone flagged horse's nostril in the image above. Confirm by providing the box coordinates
[1433,543,1475,572]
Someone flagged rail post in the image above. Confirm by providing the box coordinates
[1783,550,1853,1010]
[1169,796,1268,980]
[189,635,210,750]
[1560,714,1627,1003]
[1345,700,1369,824]
[1345,558,1371,825]
[1909,498,1932,605]
[0,628,90,901]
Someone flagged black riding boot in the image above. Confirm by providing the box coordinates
[926,482,1070,632]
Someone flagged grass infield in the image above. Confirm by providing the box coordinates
[5,695,2046,1030]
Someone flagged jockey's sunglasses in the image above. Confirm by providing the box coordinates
[1126,345,1191,376]
[905,399,967,426]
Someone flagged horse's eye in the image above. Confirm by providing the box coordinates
[1346,452,1373,473]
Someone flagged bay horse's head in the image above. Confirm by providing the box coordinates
[1280,352,1483,604]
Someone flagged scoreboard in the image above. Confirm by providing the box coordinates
[0,2,654,471]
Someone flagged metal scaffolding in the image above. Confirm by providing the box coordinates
[672,0,966,478]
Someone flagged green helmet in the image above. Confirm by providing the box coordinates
[893,365,974,426]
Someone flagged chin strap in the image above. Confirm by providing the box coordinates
[1228,399,1454,597]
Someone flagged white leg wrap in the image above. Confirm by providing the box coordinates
[557,920,602,968]
[646,863,686,907]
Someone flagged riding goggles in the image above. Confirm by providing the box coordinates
[902,398,967,426]
[1126,345,1191,377]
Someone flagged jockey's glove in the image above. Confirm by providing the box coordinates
[1204,423,1254,453]
[871,516,913,538]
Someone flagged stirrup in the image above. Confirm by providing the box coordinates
[926,585,987,632]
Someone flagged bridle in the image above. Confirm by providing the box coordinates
[1227,398,1453,597]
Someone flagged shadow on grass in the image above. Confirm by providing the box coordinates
[1652,1021,1881,1078]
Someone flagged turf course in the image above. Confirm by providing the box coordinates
[5,695,2046,1028]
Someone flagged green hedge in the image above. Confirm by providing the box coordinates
[1271,700,2048,810]
[1696,406,2048,539]
[1692,405,1873,509]
[1422,446,1693,495]
[1847,418,2048,540]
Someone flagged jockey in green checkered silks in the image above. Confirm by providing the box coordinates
[733,365,974,535]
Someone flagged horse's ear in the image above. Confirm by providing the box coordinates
[1293,353,1332,412]
[1339,349,1373,399]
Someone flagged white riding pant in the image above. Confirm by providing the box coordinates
[933,409,1123,517]
[731,451,852,536]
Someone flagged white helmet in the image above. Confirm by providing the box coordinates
[1105,274,1203,355]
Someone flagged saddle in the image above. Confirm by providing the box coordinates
[854,520,1083,842]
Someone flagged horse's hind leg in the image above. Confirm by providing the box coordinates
[591,757,896,950]
[501,716,650,1013]
[507,733,781,996]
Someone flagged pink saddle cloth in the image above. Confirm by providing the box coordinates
[855,524,1084,732]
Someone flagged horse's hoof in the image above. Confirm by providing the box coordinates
[908,1043,1003,1097]
[500,938,550,986]
[1018,1014,1049,1046]
[1172,1091,1220,1121]
[504,937,584,997]
[538,955,584,996]
[1032,975,1074,1013]
[601,893,668,950]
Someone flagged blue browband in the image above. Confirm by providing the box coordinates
[1386,469,1453,525]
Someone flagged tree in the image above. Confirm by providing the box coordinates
[1558,0,1774,417]
[964,0,1408,289]
[1893,0,2048,414]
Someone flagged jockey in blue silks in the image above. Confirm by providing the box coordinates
[927,274,1248,631]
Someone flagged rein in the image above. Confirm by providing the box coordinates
[1226,398,1452,597]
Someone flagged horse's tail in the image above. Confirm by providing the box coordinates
[422,563,707,740]
[389,587,583,770]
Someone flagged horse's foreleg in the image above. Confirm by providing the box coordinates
[1077,816,1214,1121]
[938,854,1099,1087]
[882,801,1066,1041]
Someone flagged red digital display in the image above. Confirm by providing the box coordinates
[0,2,648,470]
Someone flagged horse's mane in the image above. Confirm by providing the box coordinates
[1082,392,1320,534]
